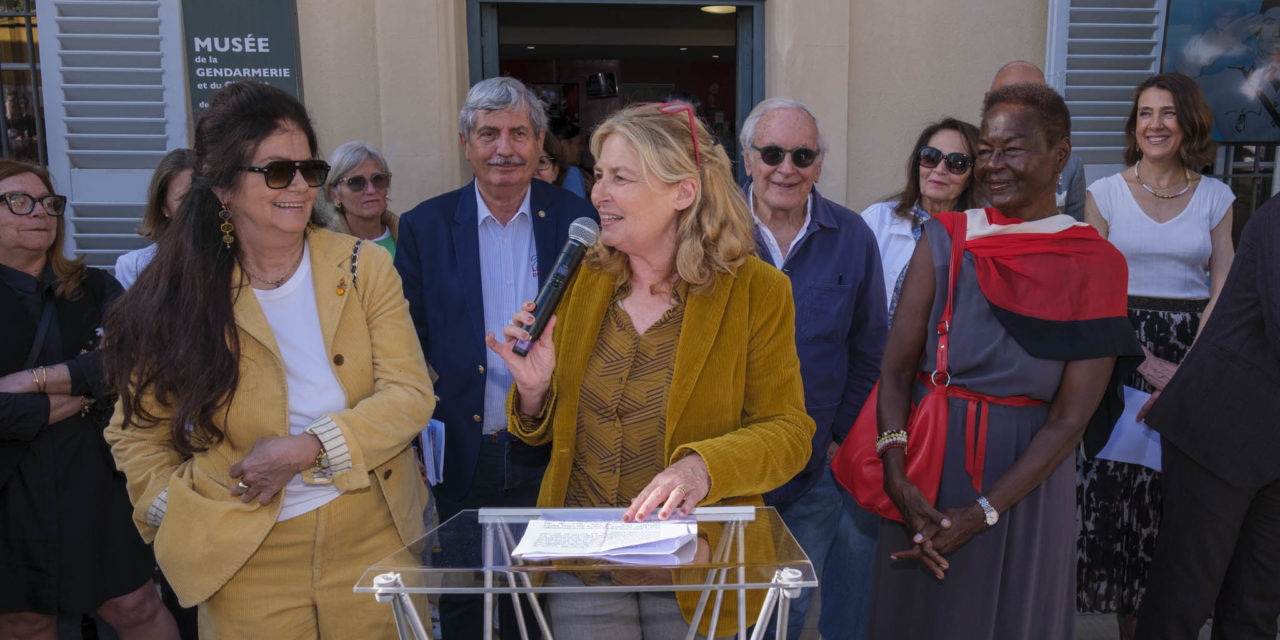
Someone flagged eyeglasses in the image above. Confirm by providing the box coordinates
[537,156,557,171]
[752,145,819,169]
[337,172,391,191]
[648,102,702,169]
[1,191,67,216]
[918,146,972,175]
[239,160,331,189]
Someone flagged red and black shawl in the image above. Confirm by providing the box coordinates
[934,208,1144,456]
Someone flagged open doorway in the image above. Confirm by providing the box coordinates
[468,1,763,181]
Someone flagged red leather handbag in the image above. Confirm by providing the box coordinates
[831,216,965,522]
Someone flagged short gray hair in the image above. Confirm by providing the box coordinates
[739,97,827,155]
[314,140,390,229]
[459,77,548,141]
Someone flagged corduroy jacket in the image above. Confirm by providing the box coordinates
[105,228,435,606]
[506,256,815,637]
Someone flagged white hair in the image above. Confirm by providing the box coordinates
[314,140,398,238]
[458,76,548,141]
[739,97,827,154]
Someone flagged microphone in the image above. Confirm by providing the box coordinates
[513,217,600,357]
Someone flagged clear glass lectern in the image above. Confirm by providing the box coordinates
[356,506,816,640]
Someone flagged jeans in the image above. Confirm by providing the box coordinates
[818,470,880,640]
[767,467,878,640]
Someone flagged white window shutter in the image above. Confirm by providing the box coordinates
[36,0,188,269]
[1046,0,1168,185]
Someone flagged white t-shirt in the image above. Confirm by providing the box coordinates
[113,244,157,289]
[252,243,346,521]
[1090,172,1235,299]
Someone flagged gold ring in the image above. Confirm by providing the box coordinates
[237,481,250,491]
[674,484,691,495]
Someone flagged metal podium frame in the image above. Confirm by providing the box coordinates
[357,506,815,640]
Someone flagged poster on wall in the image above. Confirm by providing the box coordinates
[181,0,303,119]
[1161,0,1280,143]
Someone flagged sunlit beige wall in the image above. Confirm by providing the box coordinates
[295,0,1048,213]
[298,0,470,211]
[842,0,1049,211]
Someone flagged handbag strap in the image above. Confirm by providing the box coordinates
[931,213,967,385]
[23,297,55,370]
[349,239,363,290]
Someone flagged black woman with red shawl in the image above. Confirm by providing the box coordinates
[864,83,1142,640]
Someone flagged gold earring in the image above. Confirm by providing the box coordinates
[218,204,235,247]
[335,201,345,213]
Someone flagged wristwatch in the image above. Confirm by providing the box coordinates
[976,496,999,527]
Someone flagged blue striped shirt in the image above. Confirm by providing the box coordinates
[475,184,539,434]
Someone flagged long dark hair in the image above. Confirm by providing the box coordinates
[104,82,319,455]
[889,118,981,221]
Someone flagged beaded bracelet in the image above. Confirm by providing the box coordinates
[875,430,909,457]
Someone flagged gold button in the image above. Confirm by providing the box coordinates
[478,364,485,374]
[473,414,482,422]
[333,354,344,365]
[537,210,546,218]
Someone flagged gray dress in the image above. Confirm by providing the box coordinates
[866,219,1075,640]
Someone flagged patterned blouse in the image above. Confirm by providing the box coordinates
[563,282,685,508]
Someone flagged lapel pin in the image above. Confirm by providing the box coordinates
[337,278,346,296]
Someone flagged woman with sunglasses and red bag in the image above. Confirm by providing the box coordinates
[102,81,436,638]
[859,118,982,323]
[860,83,1141,639]
[316,140,400,257]
[486,102,813,639]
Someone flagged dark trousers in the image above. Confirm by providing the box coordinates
[1136,442,1280,640]
[435,439,546,640]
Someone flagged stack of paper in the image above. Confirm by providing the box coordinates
[511,518,698,565]
[1096,386,1162,472]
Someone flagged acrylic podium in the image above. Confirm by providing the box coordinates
[355,506,816,640]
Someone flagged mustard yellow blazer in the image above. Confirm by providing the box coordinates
[507,255,814,508]
[105,228,434,606]
[507,257,814,635]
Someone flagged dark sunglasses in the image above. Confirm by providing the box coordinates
[918,146,972,175]
[1,191,67,216]
[337,172,391,191]
[753,145,819,169]
[239,160,331,189]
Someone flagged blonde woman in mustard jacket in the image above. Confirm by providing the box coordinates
[488,104,814,639]
[103,83,433,639]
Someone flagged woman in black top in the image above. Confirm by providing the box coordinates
[0,160,177,639]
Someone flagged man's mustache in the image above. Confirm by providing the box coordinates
[487,156,526,167]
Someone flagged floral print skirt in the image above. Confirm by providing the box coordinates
[1076,297,1205,615]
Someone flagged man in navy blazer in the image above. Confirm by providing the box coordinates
[394,77,596,639]
[1136,193,1280,639]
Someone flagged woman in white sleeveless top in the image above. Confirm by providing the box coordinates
[1078,72,1236,640]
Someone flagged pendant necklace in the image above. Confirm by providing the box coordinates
[1135,159,1192,200]
[243,248,304,289]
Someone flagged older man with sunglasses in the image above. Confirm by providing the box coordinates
[740,97,887,640]
[394,77,597,640]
